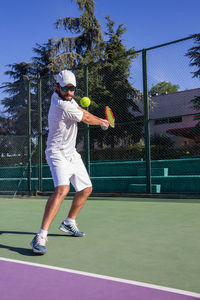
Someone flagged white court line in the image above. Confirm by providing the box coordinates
[0,257,200,298]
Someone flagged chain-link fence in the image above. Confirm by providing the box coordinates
[0,35,200,194]
[148,38,200,163]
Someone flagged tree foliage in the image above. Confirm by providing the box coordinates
[53,0,103,70]
[151,133,174,147]
[185,34,200,79]
[88,16,142,148]
[186,34,200,114]
[149,81,179,96]
[1,0,142,156]
[2,62,34,135]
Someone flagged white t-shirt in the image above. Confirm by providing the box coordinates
[46,92,83,155]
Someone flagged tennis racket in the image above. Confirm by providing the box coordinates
[105,106,115,128]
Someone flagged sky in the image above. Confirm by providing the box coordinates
[0,0,200,91]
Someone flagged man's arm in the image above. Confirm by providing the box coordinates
[78,106,110,130]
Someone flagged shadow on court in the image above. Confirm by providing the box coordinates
[0,231,74,256]
[0,243,36,256]
[0,230,69,237]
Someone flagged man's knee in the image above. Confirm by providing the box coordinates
[87,186,93,195]
[55,185,69,198]
[82,186,93,196]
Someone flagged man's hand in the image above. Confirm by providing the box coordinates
[80,108,110,129]
[100,119,110,130]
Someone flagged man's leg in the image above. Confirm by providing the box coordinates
[30,185,69,254]
[41,185,70,230]
[68,186,92,219]
[59,186,92,236]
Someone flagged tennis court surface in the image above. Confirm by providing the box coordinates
[0,196,200,299]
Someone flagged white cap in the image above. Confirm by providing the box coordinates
[56,70,76,87]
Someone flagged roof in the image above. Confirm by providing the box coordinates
[150,88,200,119]
[167,126,200,138]
[134,88,200,119]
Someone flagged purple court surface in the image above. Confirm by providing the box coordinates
[0,258,200,300]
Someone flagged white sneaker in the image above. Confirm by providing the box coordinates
[30,234,47,254]
[59,221,85,237]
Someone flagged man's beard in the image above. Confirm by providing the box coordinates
[56,90,72,101]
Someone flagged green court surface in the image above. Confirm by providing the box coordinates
[0,196,200,293]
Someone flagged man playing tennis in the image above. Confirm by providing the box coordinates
[30,70,110,254]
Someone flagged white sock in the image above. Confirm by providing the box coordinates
[38,229,48,237]
[65,217,76,225]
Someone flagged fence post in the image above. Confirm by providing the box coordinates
[38,76,42,192]
[84,65,90,175]
[142,49,152,193]
[27,79,32,194]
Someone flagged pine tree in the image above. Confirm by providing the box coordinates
[53,0,103,70]
[186,34,200,113]
[186,34,200,79]
[32,38,58,76]
[2,62,34,135]
[89,16,142,150]
[1,0,142,156]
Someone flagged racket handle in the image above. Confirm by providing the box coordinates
[101,126,107,130]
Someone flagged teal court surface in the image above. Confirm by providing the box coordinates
[0,196,200,299]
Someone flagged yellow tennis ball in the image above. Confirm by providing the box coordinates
[80,97,91,108]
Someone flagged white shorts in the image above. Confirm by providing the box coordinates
[45,150,92,192]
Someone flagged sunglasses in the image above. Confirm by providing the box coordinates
[60,86,75,92]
